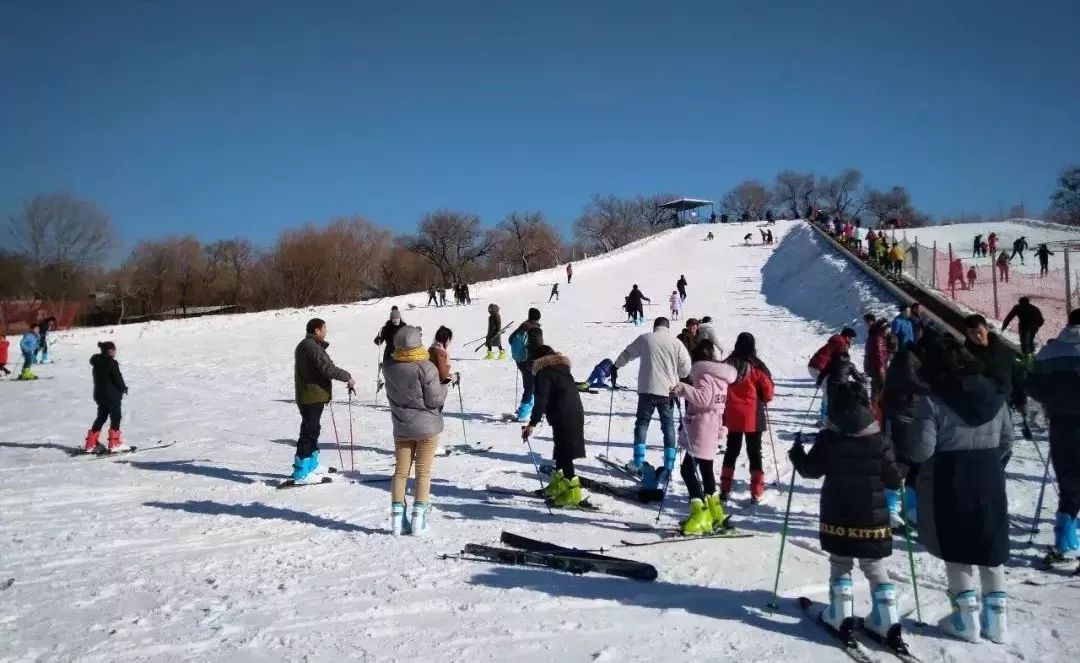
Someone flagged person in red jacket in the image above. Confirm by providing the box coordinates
[862,315,890,421]
[0,330,10,376]
[720,332,776,502]
[808,327,857,422]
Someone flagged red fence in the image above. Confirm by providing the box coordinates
[0,301,81,334]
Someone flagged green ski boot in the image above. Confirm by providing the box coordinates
[543,470,567,499]
[680,498,714,536]
[550,476,583,508]
[706,494,729,531]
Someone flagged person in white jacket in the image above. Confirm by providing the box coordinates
[613,317,692,474]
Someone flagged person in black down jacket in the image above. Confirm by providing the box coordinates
[898,334,1012,644]
[790,381,905,643]
[522,345,586,508]
[374,306,406,365]
[85,341,128,454]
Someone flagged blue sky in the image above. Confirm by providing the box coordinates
[2,0,1078,255]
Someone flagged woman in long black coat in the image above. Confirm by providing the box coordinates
[522,345,585,507]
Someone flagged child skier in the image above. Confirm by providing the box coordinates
[0,330,10,376]
[549,283,559,302]
[85,341,129,453]
[580,358,618,391]
[19,324,39,380]
[670,339,738,535]
[523,345,588,508]
[484,303,505,360]
[966,266,977,290]
[789,381,907,647]
[669,291,682,320]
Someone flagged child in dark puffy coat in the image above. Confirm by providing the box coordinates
[789,381,905,645]
[86,341,128,453]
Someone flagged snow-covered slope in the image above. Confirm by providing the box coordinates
[2,221,1073,662]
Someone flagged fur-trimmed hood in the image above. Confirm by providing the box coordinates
[532,352,571,374]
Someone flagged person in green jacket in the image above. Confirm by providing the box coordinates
[485,303,505,360]
[292,318,355,482]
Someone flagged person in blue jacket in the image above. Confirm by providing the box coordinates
[890,305,916,349]
[19,324,40,380]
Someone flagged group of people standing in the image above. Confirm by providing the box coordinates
[425,282,472,307]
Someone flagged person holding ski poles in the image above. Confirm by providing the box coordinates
[385,326,447,536]
[789,380,906,647]
[84,341,129,453]
[721,332,775,503]
[523,345,588,508]
[291,318,355,483]
[897,334,1012,644]
[1027,308,1080,565]
[548,283,559,302]
[484,303,505,360]
[612,317,691,475]
[375,306,406,364]
[670,339,737,535]
[626,285,650,325]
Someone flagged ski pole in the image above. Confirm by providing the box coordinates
[1028,446,1055,545]
[1029,436,1059,497]
[521,428,553,516]
[514,368,520,413]
[604,387,615,458]
[900,482,926,627]
[347,388,356,473]
[801,383,822,424]
[766,434,800,613]
[765,405,781,487]
[655,400,683,523]
[455,377,469,445]
[328,401,346,471]
[374,348,383,407]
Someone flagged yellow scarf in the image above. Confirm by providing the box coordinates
[392,346,429,363]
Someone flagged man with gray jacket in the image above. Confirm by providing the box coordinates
[292,318,355,483]
[613,317,692,474]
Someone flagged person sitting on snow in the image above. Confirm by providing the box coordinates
[579,358,619,391]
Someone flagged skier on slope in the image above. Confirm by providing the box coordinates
[36,316,55,363]
[18,324,39,381]
[670,339,737,534]
[523,345,588,508]
[808,327,857,423]
[84,341,129,453]
[385,326,447,536]
[789,381,907,646]
[291,318,355,483]
[677,275,687,301]
[896,334,1012,644]
[566,263,573,284]
[668,291,682,321]
[1002,296,1045,356]
[548,283,559,302]
[972,234,984,258]
[996,251,1011,283]
[626,285,650,325]
[580,358,618,391]
[1035,243,1055,277]
[509,308,544,421]
[1027,308,1080,566]
[484,303,505,360]
[721,332,775,502]
[612,317,691,475]
[374,306,406,365]
[426,286,439,307]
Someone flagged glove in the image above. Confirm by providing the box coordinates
[788,442,806,465]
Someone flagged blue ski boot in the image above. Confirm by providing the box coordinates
[624,443,647,475]
[1053,512,1079,558]
[885,489,904,529]
[902,486,918,526]
[290,450,321,483]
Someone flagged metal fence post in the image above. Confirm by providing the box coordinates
[932,241,938,288]
[948,243,956,299]
[991,243,1000,319]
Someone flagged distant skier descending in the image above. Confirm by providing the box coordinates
[84,341,129,453]
[612,317,691,474]
[677,275,687,301]
[291,318,355,483]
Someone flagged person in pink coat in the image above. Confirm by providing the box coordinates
[670,339,738,534]
[669,291,682,321]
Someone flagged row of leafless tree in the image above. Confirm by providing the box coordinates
[6,166,1070,320]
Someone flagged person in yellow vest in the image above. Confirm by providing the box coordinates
[889,243,905,276]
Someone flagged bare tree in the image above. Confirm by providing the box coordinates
[722,180,771,221]
[324,217,391,302]
[8,192,114,301]
[405,210,496,284]
[489,211,563,274]
[573,193,676,253]
[818,168,865,219]
[205,238,256,305]
[864,186,923,228]
[772,171,817,219]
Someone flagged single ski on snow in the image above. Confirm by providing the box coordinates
[499,531,658,581]
[438,444,493,457]
[595,454,642,480]
[856,619,922,663]
[618,529,756,547]
[276,475,333,489]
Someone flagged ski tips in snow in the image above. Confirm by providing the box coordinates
[276,476,333,489]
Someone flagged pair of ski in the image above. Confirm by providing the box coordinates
[67,441,177,460]
[796,597,921,663]
[470,320,517,352]
[450,531,657,582]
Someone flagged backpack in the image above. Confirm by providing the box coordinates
[509,329,529,362]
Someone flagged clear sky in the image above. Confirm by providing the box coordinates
[2,0,1078,254]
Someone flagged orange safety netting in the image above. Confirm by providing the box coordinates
[0,301,81,333]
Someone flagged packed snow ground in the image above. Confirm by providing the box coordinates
[2,221,1076,662]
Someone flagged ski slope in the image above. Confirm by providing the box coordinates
[2,221,1075,662]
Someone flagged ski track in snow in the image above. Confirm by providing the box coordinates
[1,221,1075,662]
